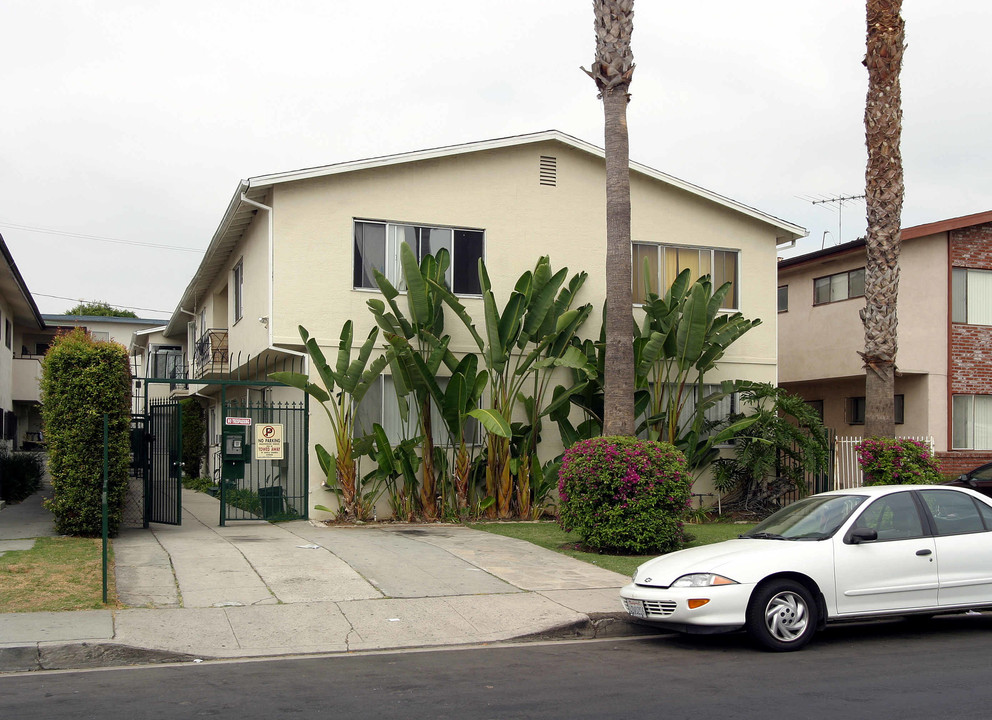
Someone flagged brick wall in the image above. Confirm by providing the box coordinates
[937,451,992,478]
[947,223,992,468]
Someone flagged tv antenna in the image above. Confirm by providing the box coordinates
[808,193,865,244]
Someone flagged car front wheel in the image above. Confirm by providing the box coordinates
[746,580,817,651]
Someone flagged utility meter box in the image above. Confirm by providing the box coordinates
[222,426,248,482]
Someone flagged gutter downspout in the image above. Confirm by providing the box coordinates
[239,191,308,373]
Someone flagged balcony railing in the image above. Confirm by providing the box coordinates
[194,329,229,378]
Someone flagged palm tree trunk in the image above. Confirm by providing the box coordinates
[587,0,636,437]
[862,0,905,439]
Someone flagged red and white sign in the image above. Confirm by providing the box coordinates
[225,417,252,426]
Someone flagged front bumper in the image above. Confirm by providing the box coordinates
[619,581,754,633]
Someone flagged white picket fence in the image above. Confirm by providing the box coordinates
[833,435,935,490]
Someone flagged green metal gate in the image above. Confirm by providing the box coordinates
[220,401,308,524]
[146,399,183,525]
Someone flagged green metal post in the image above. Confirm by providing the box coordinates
[102,413,109,604]
[220,384,226,526]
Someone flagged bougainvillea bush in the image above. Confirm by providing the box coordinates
[557,436,691,554]
[855,437,942,486]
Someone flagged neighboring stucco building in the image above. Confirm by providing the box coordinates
[777,210,992,475]
[161,131,805,517]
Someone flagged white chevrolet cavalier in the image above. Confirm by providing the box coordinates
[620,485,992,651]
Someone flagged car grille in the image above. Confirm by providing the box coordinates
[624,598,677,617]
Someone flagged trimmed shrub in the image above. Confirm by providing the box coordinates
[856,437,942,485]
[557,436,691,554]
[41,329,131,536]
[180,399,206,480]
[0,450,45,503]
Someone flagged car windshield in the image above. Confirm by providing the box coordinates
[740,495,867,540]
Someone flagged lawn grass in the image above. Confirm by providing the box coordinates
[0,537,118,612]
[469,520,755,578]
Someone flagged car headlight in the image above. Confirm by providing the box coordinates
[671,573,738,588]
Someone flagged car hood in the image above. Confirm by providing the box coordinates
[633,538,830,587]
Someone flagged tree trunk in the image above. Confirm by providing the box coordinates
[587,0,636,437]
[602,88,636,436]
[861,0,905,440]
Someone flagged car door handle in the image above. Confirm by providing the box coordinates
[916,549,932,556]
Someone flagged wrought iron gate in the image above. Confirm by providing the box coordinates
[146,399,183,525]
[220,400,308,524]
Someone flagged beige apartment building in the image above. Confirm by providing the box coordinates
[778,210,992,476]
[159,131,804,519]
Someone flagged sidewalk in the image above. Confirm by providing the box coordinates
[0,488,646,672]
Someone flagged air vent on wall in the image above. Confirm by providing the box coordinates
[539,155,557,187]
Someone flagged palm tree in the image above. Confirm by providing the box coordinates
[861,0,905,438]
[584,0,636,436]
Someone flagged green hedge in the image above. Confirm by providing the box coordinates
[41,329,131,537]
[0,450,45,503]
[557,436,692,554]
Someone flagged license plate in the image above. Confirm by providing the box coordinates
[626,599,646,618]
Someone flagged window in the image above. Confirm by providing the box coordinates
[353,221,484,295]
[813,268,865,305]
[952,394,992,449]
[847,395,904,425]
[91,331,110,343]
[952,268,992,325]
[854,492,924,540]
[4,319,10,350]
[805,400,824,421]
[639,383,738,442]
[354,375,481,446]
[150,345,184,380]
[919,490,986,535]
[777,285,788,313]
[632,243,739,308]
[232,260,244,322]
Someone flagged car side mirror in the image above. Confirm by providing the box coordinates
[848,528,878,545]
[958,474,968,482]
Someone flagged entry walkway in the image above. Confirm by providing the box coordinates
[2,489,638,671]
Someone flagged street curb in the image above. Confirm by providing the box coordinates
[505,612,668,643]
[0,613,662,673]
[0,643,197,673]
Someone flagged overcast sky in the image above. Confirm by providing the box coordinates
[2,1,989,320]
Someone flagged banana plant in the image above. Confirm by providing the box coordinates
[366,242,452,519]
[430,255,594,518]
[271,322,388,520]
[385,339,498,518]
[635,269,762,471]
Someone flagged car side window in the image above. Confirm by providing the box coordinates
[853,492,924,540]
[919,490,986,536]
[977,500,992,531]
[971,465,992,481]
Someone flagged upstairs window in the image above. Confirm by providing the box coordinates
[778,285,789,313]
[354,220,484,295]
[952,268,992,325]
[632,243,739,309]
[813,268,865,305]
[233,260,244,322]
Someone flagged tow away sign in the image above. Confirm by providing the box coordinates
[254,423,284,460]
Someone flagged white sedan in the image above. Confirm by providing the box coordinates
[620,484,992,651]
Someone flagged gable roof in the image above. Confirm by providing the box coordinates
[778,210,992,271]
[166,130,807,336]
[0,232,45,331]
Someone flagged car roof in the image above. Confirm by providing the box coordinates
[815,484,970,499]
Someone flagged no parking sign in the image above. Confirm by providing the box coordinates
[254,423,284,460]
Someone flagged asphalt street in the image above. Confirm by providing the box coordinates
[3,614,991,720]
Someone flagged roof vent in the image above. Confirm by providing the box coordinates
[539,156,557,187]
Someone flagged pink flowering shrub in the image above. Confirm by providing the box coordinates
[855,437,942,485]
[557,436,691,554]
